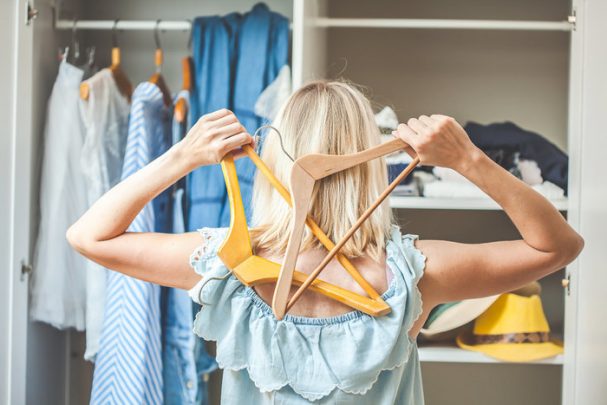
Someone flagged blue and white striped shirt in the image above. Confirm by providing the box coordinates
[91,82,173,405]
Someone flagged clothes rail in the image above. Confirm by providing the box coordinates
[55,19,192,31]
[314,18,574,31]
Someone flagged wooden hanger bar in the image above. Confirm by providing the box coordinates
[272,137,419,319]
[286,156,420,312]
[244,145,382,300]
[217,152,390,317]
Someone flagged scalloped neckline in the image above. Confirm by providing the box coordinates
[244,237,401,326]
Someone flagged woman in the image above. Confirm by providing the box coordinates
[67,81,583,404]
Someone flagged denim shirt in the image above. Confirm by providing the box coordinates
[187,225,426,404]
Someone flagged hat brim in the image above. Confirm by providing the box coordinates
[421,295,500,337]
[456,333,563,362]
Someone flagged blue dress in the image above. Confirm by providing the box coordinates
[187,225,426,404]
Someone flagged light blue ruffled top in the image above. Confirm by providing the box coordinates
[187,225,426,404]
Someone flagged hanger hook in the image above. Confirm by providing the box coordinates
[154,19,162,50]
[112,19,120,48]
[71,18,80,60]
[186,18,193,52]
[253,125,294,162]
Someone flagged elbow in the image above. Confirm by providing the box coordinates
[66,225,94,257]
[554,232,585,269]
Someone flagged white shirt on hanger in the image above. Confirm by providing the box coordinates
[30,59,89,330]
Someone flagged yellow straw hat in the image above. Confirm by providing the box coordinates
[456,293,563,362]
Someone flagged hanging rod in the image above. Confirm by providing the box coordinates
[314,18,573,31]
[55,19,192,31]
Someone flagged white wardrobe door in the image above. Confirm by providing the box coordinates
[566,0,607,403]
[0,0,34,404]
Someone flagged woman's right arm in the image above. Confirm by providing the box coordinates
[394,115,584,310]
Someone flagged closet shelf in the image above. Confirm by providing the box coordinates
[419,345,564,365]
[314,18,573,31]
[389,196,568,211]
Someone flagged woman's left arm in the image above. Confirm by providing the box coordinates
[66,108,253,290]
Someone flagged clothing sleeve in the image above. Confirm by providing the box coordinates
[399,233,428,336]
[187,227,229,304]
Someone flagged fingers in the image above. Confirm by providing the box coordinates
[208,112,239,129]
[406,117,428,134]
[202,108,233,122]
[214,121,246,138]
[418,115,434,127]
[393,123,419,147]
[219,132,254,157]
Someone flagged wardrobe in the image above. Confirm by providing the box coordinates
[1,0,606,404]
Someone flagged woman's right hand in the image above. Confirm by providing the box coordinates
[393,114,482,173]
[179,108,254,169]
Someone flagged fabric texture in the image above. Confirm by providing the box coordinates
[91,82,172,404]
[187,225,426,404]
[30,59,89,330]
[163,89,200,405]
[79,68,130,360]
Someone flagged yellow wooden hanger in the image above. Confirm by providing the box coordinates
[272,138,420,319]
[80,19,133,102]
[216,128,397,317]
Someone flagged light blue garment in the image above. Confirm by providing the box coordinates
[187,15,240,231]
[163,89,201,405]
[187,4,290,229]
[187,225,426,404]
[222,2,290,225]
[91,82,172,405]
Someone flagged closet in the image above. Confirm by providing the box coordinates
[2,0,606,404]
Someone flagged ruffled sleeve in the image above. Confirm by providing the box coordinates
[396,231,427,337]
[187,227,229,305]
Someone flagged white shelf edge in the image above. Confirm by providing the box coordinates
[314,18,573,31]
[419,345,564,365]
[389,196,568,211]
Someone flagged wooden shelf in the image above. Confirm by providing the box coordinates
[390,196,568,211]
[419,345,564,365]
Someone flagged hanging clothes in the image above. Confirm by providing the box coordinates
[79,67,131,360]
[187,14,241,231]
[91,82,173,405]
[223,2,290,225]
[30,59,89,330]
[162,89,200,405]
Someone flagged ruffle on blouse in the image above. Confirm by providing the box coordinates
[188,226,426,402]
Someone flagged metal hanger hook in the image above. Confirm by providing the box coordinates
[253,125,294,162]
[186,18,193,52]
[197,272,231,306]
[71,18,80,60]
[154,19,162,50]
[112,19,120,48]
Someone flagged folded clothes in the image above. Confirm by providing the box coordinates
[464,121,568,192]
[518,159,543,186]
[423,179,565,200]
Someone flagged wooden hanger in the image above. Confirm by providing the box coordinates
[174,57,193,123]
[149,20,172,107]
[272,137,420,319]
[80,20,133,102]
[216,141,397,317]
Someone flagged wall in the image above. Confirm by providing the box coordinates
[326,0,571,151]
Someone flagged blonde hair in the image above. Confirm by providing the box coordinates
[250,80,394,262]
